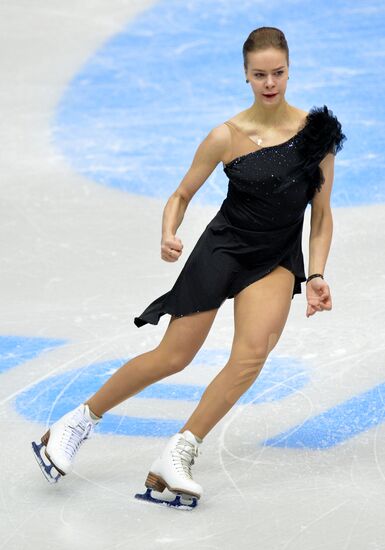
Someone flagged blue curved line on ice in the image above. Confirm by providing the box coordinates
[10,340,385,447]
[263,382,385,450]
[0,335,67,374]
[52,0,384,207]
[15,352,309,438]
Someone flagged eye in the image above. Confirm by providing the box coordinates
[253,70,285,77]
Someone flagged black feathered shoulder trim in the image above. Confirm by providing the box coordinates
[299,104,346,160]
[294,105,347,201]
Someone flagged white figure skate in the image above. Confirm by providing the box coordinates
[31,403,101,483]
[135,430,203,510]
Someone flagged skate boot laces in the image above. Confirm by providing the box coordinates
[61,417,93,462]
[171,439,201,480]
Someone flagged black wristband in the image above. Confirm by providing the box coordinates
[306,273,324,284]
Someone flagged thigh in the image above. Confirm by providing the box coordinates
[230,266,295,363]
[155,308,220,367]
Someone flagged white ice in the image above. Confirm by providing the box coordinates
[0,1,384,549]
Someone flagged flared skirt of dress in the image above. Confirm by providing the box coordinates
[134,208,306,328]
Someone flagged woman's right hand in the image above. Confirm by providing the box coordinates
[161,234,184,262]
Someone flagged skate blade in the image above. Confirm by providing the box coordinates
[134,488,198,510]
[31,440,62,484]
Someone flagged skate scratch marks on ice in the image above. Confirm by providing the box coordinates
[0,333,127,409]
[218,369,311,502]
[281,498,352,550]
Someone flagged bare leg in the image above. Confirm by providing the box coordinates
[84,308,219,418]
[179,266,295,439]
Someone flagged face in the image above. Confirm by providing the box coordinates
[244,47,289,105]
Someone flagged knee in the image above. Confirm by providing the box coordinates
[168,355,190,374]
[228,347,269,379]
[219,358,266,407]
[231,333,279,364]
[154,347,191,375]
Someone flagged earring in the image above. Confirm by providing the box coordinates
[246,79,249,83]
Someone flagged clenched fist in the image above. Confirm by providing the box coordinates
[161,235,184,262]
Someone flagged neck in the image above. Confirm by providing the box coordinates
[246,99,293,127]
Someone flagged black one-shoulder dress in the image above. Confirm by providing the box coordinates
[134,105,346,328]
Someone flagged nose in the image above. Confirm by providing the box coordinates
[265,74,276,87]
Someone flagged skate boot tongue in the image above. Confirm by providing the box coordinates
[83,403,102,425]
[181,430,202,446]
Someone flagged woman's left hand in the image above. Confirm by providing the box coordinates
[306,277,332,317]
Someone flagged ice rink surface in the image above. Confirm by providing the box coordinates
[1,0,385,548]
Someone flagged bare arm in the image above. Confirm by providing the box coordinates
[308,152,335,275]
[161,125,230,262]
[306,152,335,317]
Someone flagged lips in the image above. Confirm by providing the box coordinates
[263,93,277,97]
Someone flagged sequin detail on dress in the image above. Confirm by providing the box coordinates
[134,105,346,328]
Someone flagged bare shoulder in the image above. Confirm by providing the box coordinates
[293,107,309,125]
[297,107,309,117]
[208,123,232,145]
[201,123,232,162]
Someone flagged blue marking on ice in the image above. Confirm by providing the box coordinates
[11,342,385,447]
[263,381,385,449]
[52,0,384,207]
[14,352,309,437]
[0,335,67,374]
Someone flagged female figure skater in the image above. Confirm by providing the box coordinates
[32,26,346,508]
